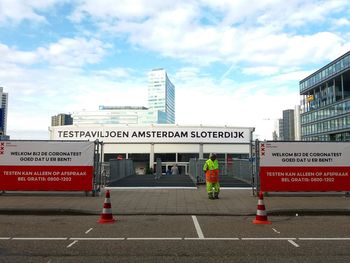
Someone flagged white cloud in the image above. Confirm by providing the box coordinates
[70,1,350,70]
[242,66,280,76]
[332,18,350,27]
[0,43,37,64]
[70,0,179,22]
[0,0,62,24]
[94,68,134,79]
[37,37,110,67]
[0,37,110,67]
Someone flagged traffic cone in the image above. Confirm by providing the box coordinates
[253,191,271,224]
[98,190,116,224]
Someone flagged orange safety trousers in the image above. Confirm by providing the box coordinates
[206,169,219,183]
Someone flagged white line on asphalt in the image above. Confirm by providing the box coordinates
[220,187,251,190]
[127,238,183,240]
[105,187,197,190]
[85,228,93,234]
[298,238,350,241]
[241,238,297,240]
[6,236,350,242]
[191,215,204,239]
[70,238,125,241]
[67,240,78,248]
[288,240,300,247]
[272,228,281,234]
[184,238,239,240]
[12,237,68,240]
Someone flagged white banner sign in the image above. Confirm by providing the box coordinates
[0,141,95,191]
[0,141,94,166]
[259,141,350,192]
[260,142,350,167]
[50,126,252,144]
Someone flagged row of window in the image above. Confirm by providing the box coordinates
[300,53,350,91]
[301,115,350,136]
[301,100,350,124]
[302,132,350,141]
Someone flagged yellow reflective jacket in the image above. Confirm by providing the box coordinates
[203,159,219,183]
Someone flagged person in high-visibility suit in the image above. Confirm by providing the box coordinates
[203,153,220,200]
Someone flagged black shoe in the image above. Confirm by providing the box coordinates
[214,193,219,199]
[208,195,214,200]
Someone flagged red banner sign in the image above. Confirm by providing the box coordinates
[259,142,350,192]
[0,141,94,191]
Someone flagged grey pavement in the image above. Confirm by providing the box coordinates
[0,186,349,216]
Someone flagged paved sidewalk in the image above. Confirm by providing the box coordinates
[0,186,349,216]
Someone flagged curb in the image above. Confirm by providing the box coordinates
[1,209,350,216]
[267,209,350,216]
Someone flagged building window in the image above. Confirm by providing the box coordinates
[178,153,199,162]
[154,153,176,162]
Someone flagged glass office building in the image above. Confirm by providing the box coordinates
[148,68,175,124]
[300,51,350,141]
[51,114,73,126]
[67,69,175,126]
[0,87,8,135]
[72,106,149,125]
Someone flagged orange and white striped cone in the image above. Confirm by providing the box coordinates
[98,190,116,224]
[253,191,271,224]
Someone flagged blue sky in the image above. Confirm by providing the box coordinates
[1,0,350,140]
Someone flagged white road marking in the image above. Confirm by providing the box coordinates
[184,238,239,240]
[288,240,300,247]
[220,187,251,190]
[12,237,68,240]
[5,236,350,242]
[105,187,197,190]
[272,228,280,234]
[191,215,204,239]
[299,238,350,241]
[127,238,182,240]
[242,238,296,240]
[85,228,93,234]
[67,240,78,248]
[70,238,125,241]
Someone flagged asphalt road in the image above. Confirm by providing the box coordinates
[0,215,349,262]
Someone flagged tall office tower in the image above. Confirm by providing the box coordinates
[278,118,284,140]
[300,51,350,141]
[283,109,295,141]
[51,114,73,126]
[147,68,175,124]
[0,87,8,135]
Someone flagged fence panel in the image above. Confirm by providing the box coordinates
[189,158,252,185]
[108,159,134,184]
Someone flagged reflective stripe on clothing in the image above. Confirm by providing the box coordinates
[206,182,220,194]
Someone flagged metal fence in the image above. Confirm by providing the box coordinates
[188,158,206,184]
[227,159,253,184]
[189,158,253,185]
[105,159,134,185]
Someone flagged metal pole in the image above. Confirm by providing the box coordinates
[150,143,154,172]
[254,139,260,196]
[199,144,203,159]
